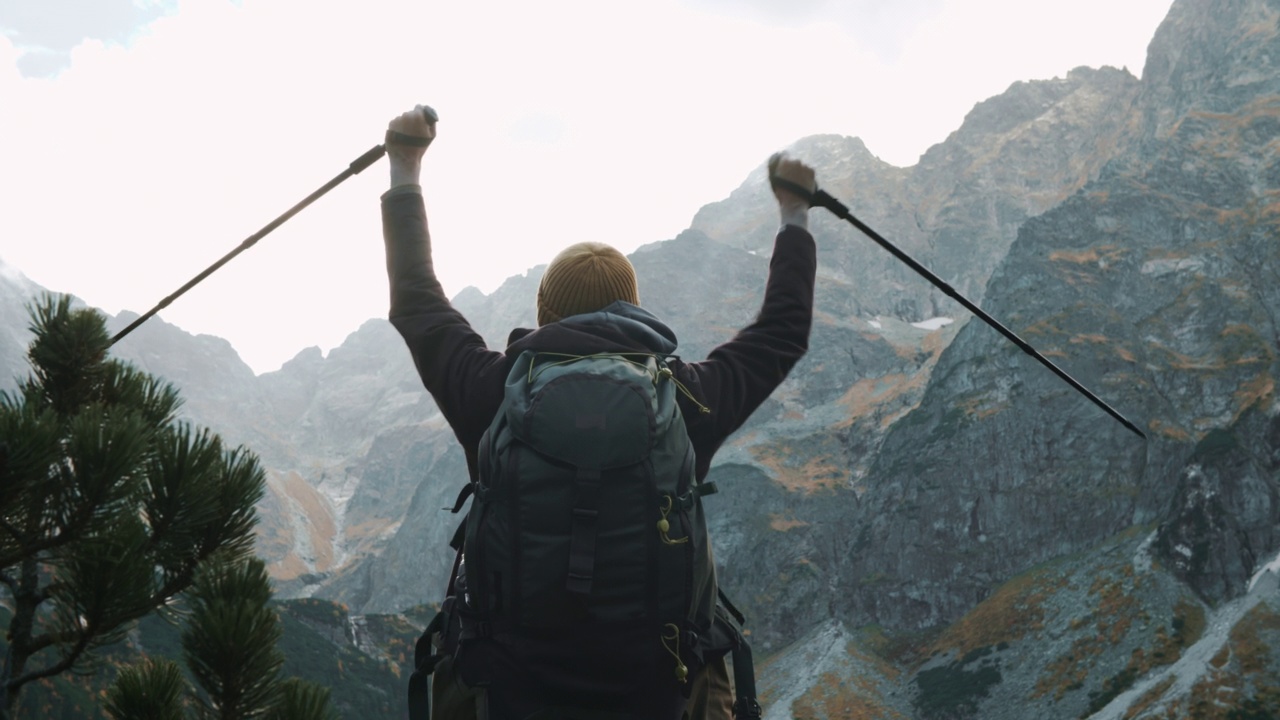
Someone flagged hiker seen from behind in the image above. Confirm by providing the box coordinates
[381,104,818,720]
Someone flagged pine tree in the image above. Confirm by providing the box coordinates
[104,659,186,720]
[0,295,264,719]
[183,557,284,719]
[106,557,335,720]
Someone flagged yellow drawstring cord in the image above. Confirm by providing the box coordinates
[527,352,655,383]
[526,352,712,415]
[661,624,688,684]
[659,367,711,415]
[658,495,688,545]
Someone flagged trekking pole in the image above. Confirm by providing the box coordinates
[769,172,1147,441]
[109,106,439,346]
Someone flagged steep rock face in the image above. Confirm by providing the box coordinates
[757,620,912,720]
[907,66,1142,306]
[0,260,38,392]
[1155,409,1280,605]
[106,311,283,459]
[255,319,442,589]
[833,0,1280,636]
[257,319,436,472]
[451,267,543,347]
[315,424,469,612]
[691,67,1141,320]
[758,513,1280,719]
[257,469,341,590]
[1137,0,1280,142]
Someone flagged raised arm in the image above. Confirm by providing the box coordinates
[381,106,507,450]
[677,154,819,470]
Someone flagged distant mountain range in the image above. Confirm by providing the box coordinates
[3,0,1278,716]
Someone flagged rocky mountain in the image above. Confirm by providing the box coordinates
[2,0,1278,716]
[0,261,40,391]
[868,0,1279,642]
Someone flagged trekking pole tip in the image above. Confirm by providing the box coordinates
[1124,418,1149,441]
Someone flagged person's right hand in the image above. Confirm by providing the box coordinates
[768,153,816,229]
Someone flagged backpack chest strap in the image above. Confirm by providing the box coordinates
[566,467,602,595]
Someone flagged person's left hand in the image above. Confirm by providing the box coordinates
[387,105,437,188]
[387,104,437,164]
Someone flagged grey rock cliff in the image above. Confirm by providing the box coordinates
[826,0,1280,637]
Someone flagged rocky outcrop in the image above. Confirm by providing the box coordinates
[1155,409,1280,605]
[825,0,1280,636]
[0,260,38,393]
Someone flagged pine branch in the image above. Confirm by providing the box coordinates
[0,489,125,569]
[5,630,92,693]
[21,630,73,658]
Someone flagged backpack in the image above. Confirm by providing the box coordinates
[409,350,761,719]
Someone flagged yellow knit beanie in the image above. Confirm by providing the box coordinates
[537,242,640,326]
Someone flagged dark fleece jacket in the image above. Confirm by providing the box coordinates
[382,191,816,482]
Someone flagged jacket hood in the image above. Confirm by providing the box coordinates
[505,301,678,357]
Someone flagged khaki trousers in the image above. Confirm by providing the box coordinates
[685,655,734,720]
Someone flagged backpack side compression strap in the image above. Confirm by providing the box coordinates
[408,607,450,720]
[717,590,761,720]
[730,637,761,720]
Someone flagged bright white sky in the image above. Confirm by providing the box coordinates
[0,0,1174,374]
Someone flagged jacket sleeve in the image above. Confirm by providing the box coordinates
[677,225,817,471]
[382,190,508,452]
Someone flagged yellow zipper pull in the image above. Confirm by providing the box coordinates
[658,495,688,546]
[661,624,689,684]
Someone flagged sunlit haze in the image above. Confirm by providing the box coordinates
[1,0,1174,373]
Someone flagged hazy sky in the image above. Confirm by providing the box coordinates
[1,0,1175,374]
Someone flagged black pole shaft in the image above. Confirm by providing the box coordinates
[109,143,388,346]
[774,178,1146,440]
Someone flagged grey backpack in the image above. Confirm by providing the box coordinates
[462,352,717,678]
[408,350,761,719]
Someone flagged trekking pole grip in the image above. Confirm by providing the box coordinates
[768,174,848,217]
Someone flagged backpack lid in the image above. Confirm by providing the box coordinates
[505,352,676,469]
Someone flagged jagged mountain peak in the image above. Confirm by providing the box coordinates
[1139,0,1280,138]
[273,345,325,373]
[0,256,39,298]
[937,65,1138,148]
